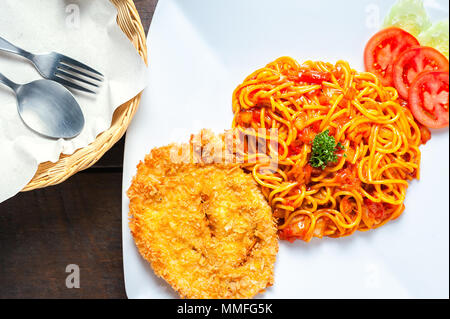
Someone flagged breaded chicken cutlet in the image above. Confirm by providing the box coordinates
[127,132,278,299]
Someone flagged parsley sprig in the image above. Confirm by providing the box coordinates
[309,129,344,170]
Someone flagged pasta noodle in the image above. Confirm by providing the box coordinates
[231,57,422,242]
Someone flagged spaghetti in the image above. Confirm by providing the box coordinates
[232,57,423,242]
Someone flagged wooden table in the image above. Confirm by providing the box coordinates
[0,0,158,299]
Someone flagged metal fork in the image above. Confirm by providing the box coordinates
[0,36,103,94]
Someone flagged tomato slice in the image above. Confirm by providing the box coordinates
[364,27,420,87]
[409,71,449,129]
[393,46,449,99]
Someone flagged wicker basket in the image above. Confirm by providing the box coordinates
[22,0,147,192]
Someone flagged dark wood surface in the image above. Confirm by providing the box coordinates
[0,0,158,299]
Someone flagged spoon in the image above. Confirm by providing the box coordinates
[0,73,84,139]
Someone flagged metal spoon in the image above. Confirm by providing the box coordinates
[0,73,84,139]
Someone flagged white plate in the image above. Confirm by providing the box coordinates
[122,0,449,298]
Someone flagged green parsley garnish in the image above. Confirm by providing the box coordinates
[309,129,344,170]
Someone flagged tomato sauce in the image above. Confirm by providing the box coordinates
[335,166,360,190]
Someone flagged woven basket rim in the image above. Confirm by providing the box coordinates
[22,0,147,192]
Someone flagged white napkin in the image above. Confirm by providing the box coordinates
[0,0,148,203]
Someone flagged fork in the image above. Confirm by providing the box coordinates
[0,36,103,94]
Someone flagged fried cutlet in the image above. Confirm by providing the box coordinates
[127,136,278,299]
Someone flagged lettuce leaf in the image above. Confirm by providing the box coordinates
[418,19,449,59]
[383,0,431,37]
